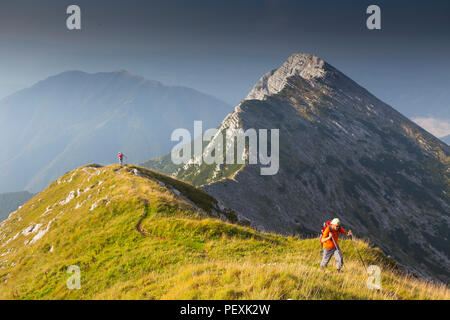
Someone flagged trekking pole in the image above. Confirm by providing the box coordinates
[331,236,341,255]
[351,235,367,273]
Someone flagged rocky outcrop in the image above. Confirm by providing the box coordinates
[246,53,326,100]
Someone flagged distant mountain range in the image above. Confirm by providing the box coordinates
[0,70,231,193]
[144,53,450,282]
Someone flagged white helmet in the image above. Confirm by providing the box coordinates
[331,218,340,226]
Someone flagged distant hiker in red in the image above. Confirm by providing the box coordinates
[118,152,126,166]
[320,218,352,272]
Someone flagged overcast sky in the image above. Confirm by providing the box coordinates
[0,0,449,134]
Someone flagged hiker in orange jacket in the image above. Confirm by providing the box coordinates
[320,218,352,272]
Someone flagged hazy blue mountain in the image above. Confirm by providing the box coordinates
[441,134,450,145]
[0,191,34,222]
[0,83,25,101]
[0,70,231,193]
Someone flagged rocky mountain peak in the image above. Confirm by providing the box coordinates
[246,53,326,101]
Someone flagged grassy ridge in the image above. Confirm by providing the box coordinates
[0,164,448,299]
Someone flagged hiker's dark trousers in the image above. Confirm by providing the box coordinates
[321,248,343,270]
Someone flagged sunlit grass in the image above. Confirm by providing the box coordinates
[0,164,448,300]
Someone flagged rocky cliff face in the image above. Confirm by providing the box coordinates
[174,53,450,282]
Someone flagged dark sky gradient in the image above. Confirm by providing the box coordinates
[0,0,449,119]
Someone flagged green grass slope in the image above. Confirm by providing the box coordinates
[0,164,448,299]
